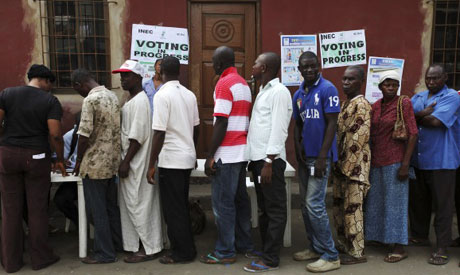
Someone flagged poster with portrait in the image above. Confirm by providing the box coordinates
[365,56,405,104]
[280,35,317,86]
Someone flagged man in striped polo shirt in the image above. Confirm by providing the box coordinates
[201,46,255,264]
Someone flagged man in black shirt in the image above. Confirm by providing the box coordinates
[0,64,67,273]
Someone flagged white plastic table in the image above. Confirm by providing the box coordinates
[50,172,86,258]
[192,159,296,247]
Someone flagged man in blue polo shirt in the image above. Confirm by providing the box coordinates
[409,64,460,266]
[292,51,340,273]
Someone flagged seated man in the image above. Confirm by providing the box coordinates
[53,113,80,228]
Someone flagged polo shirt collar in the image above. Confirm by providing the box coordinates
[301,74,322,94]
[220,67,238,78]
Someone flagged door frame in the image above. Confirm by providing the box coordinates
[187,0,261,90]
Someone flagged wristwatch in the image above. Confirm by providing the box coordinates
[264,157,273,164]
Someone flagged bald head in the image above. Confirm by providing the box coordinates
[212,46,235,75]
[259,52,281,76]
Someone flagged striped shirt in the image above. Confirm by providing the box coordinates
[213,67,252,164]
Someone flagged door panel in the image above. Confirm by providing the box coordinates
[190,2,257,158]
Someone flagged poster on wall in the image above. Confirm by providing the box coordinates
[280,35,317,86]
[319,29,366,69]
[130,24,189,78]
[365,56,405,104]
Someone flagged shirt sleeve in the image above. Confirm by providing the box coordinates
[128,96,150,145]
[152,93,169,131]
[402,97,418,136]
[322,85,340,113]
[193,95,200,126]
[266,87,293,155]
[431,92,460,128]
[292,91,300,121]
[47,96,63,120]
[213,81,233,118]
[77,97,94,138]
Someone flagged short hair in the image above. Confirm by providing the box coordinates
[71,68,94,85]
[347,65,365,81]
[161,56,180,77]
[298,51,318,64]
[261,52,281,75]
[214,46,235,66]
[27,64,55,82]
[428,63,446,74]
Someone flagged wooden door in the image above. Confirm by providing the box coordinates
[189,2,257,158]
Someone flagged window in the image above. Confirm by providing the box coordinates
[432,0,460,90]
[39,0,111,89]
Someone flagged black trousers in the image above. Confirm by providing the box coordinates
[409,169,456,248]
[53,182,78,227]
[248,159,287,267]
[159,168,196,261]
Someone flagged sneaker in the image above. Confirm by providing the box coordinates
[306,258,340,273]
[293,249,320,261]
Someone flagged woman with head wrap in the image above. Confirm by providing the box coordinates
[364,71,418,263]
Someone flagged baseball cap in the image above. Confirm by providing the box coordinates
[112,60,144,76]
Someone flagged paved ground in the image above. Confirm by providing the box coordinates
[5,182,460,274]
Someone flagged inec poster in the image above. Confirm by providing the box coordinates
[365,56,405,104]
[319,29,366,69]
[130,24,189,78]
[280,35,317,86]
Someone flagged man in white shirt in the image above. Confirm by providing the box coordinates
[147,56,200,264]
[244,52,292,272]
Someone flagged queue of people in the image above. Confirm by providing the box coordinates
[0,47,459,274]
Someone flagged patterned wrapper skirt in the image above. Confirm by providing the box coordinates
[364,162,408,245]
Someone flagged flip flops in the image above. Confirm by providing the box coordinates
[243,260,279,273]
[384,252,408,263]
[427,252,449,265]
[199,253,236,264]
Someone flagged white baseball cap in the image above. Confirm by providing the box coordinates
[112,60,144,76]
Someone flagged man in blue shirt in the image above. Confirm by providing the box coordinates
[409,64,460,265]
[292,51,340,273]
[142,59,163,117]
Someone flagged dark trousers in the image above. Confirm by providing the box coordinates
[83,176,122,262]
[0,146,59,273]
[53,182,78,227]
[249,159,287,267]
[159,168,196,261]
[409,169,456,248]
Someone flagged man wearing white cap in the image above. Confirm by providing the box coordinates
[112,60,163,263]
[332,65,371,264]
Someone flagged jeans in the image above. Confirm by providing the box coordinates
[211,160,254,258]
[249,159,287,267]
[298,158,338,261]
[83,176,122,262]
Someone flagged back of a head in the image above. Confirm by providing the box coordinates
[71,68,95,85]
[27,64,55,83]
[298,51,318,64]
[261,52,281,75]
[161,56,180,77]
[214,46,235,66]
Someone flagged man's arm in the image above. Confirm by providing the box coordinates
[0,109,4,136]
[420,115,444,128]
[204,116,228,176]
[193,125,200,147]
[147,130,165,184]
[118,139,141,178]
[48,119,67,176]
[315,112,338,178]
[73,135,89,176]
[294,119,306,164]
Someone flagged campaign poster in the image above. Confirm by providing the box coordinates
[365,56,405,104]
[319,29,366,69]
[130,24,189,78]
[280,35,317,86]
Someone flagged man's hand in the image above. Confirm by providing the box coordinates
[261,162,272,185]
[55,161,68,177]
[397,164,409,181]
[314,158,326,178]
[295,142,307,165]
[204,157,216,176]
[118,160,130,179]
[147,166,156,184]
[73,161,81,176]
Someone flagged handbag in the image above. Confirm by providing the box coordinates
[392,95,409,141]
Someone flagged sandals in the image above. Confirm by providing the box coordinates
[124,253,157,263]
[243,260,279,273]
[159,255,194,265]
[384,252,408,263]
[199,252,236,264]
[339,254,367,265]
[428,252,449,265]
